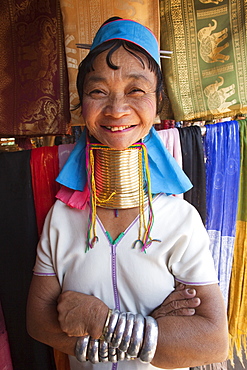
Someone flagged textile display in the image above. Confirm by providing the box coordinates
[59,0,160,125]
[0,301,13,370]
[157,128,183,169]
[0,150,56,370]
[157,127,183,199]
[0,0,70,137]
[30,146,60,236]
[228,119,247,363]
[178,126,206,224]
[160,0,247,121]
[204,120,240,307]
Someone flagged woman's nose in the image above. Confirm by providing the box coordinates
[103,94,131,118]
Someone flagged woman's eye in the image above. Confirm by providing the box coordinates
[86,89,106,98]
[91,89,105,94]
[128,88,145,96]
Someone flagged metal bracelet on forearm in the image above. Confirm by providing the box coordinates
[75,309,158,364]
[75,335,90,362]
[119,312,135,352]
[103,309,158,363]
[127,313,145,358]
[139,315,158,363]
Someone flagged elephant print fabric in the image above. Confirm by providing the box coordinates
[204,77,237,115]
[159,0,247,121]
[198,19,230,64]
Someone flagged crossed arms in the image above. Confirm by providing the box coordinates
[27,275,228,368]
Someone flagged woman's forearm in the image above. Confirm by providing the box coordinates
[151,314,228,368]
[27,290,77,356]
[151,284,229,368]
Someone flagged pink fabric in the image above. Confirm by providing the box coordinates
[157,128,183,198]
[58,143,76,171]
[56,143,90,210]
[157,128,183,169]
[56,185,90,210]
[0,303,13,370]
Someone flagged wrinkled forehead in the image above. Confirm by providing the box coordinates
[84,47,157,86]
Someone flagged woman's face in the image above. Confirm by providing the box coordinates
[82,47,157,150]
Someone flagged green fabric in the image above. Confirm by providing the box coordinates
[228,120,247,364]
[237,119,247,221]
[160,0,247,121]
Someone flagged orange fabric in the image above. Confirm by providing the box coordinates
[53,349,70,370]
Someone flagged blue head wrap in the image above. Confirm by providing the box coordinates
[91,19,160,65]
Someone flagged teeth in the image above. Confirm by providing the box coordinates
[106,125,131,132]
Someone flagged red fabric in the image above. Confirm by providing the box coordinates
[0,302,13,370]
[30,146,60,236]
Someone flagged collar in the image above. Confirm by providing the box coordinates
[56,127,192,195]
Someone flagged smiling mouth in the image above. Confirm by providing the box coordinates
[104,125,135,132]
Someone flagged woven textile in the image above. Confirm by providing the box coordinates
[228,119,247,363]
[160,0,247,121]
[0,0,70,137]
[59,0,160,125]
[204,120,240,307]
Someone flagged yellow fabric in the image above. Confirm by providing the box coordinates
[228,221,247,363]
[160,0,247,121]
[59,0,160,126]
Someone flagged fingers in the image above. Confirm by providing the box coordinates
[150,284,201,319]
[164,284,197,305]
[152,296,201,319]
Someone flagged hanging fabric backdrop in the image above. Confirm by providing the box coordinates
[204,120,240,307]
[0,0,70,137]
[160,0,247,121]
[228,119,247,364]
[59,0,160,126]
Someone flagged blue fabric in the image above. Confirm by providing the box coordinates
[205,121,240,237]
[56,126,192,195]
[204,120,240,305]
[91,19,160,65]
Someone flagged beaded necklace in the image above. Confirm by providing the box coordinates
[85,138,160,252]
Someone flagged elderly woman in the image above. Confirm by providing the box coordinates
[27,17,228,370]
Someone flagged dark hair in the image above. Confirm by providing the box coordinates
[75,39,165,115]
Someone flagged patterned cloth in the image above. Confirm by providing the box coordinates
[228,119,247,363]
[0,0,70,137]
[160,0,247,121]
[204,120,240,307]
[59,0,160,125]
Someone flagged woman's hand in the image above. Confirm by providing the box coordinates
[57,291,109,339]
[151,283,201,318]
[57,284,199,339]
